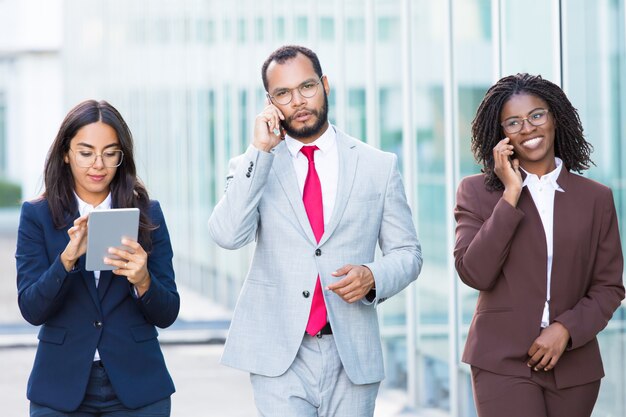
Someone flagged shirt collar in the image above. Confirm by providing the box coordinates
[75,192,112,216]
[285,124,336,158]
[521,157,564,192]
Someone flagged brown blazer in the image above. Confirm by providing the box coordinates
[454,168,624,389]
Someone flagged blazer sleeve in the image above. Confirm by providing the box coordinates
[554,188,625,349]
[208,145,274,249]
[133,201,180,329]
[363,154,422,306]
[16,201,80,325]
[453,177,525,290]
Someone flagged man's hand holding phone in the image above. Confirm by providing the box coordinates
[253,104,286,152]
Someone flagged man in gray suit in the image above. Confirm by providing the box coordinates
[208,44,422,417]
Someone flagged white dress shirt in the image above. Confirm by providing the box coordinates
[75,192,112,361]
[521,158,564,328]
[285,125,338,228]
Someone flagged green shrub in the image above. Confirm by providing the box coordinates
[0,178,21,207]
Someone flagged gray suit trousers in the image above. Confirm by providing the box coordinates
[250,334,380,417]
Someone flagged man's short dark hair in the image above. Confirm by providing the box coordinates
[261,45,324,91]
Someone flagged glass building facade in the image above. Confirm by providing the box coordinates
[4,0,625,415]
[0,92,6,176]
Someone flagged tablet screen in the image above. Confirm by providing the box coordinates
[86,208,140,271]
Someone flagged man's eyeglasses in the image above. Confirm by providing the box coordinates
[501,109,550,134]
[69,149,124,168]
[267,76,324,106]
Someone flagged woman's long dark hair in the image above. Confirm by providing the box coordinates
[471,73,593,191]
[43,100,156,249]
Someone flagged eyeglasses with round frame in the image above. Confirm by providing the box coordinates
[69,149,124,168]
[501,109,550,134]
[266,75,324,106]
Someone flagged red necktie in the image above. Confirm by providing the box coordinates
[300,146,327,336]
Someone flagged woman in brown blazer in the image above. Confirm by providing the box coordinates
[454,73,624,417]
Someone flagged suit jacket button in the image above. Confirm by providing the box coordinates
[245,172,251,178]
[93,321,103,328]
[315,249,321,256]
[302,290,310,298]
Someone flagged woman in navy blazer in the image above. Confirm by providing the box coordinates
[16,100,179,416]
[455,74,624,417]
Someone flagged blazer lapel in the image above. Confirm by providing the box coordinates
[319,132,358,246]
[271,143,318,244]
[516,186,549,299]
[62,210,103,310]
[550,168,570,262]
[78,256,102,313]
[97,270,113,300]
[548,167,571,316]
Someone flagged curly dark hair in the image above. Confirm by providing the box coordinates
[471,73,593,191]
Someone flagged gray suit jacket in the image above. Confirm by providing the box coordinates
[208,127,422,384]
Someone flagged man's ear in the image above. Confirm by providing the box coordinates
[322,75,330,96]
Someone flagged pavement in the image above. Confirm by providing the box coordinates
[0,208,421,417]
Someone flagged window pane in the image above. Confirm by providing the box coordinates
[237,18,246,43]
[347,89,366,140]
[501,0,556,77]
[274,16,286,40]
[563,1,626,415]
[0,92,5,175]
[255,17,264,42]
[346,17,365,42]
[319,17,334,41]
[295,16,308,40]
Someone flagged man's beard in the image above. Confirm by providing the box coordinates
[281,92,329,140]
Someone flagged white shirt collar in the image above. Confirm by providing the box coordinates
[75,192,112,216]
[521,157,564,192]
[285,124,336,158]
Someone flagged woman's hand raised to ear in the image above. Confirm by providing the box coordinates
[493,137,522,207]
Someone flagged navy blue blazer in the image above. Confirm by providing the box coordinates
[16,198,179,412]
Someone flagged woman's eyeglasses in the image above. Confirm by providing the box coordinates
[501,109,550,134]
[69,149,124,168]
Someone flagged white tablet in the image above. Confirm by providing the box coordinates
[86,208,140,271]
